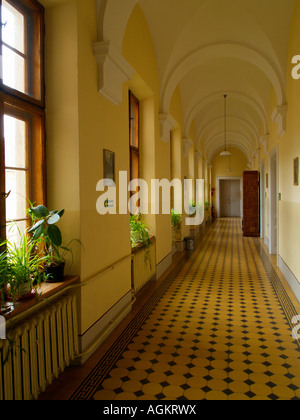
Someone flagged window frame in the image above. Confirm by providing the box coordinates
[129,91,140,182]
[0,0,45,106]
[0,0,46,241]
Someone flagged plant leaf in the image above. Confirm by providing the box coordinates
[30,205,49,218]
[28,219,44,233]
[48,213,60,225]
[47,225,62,247]
[32,223,45,241]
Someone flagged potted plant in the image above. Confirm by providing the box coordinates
[171,209,182,244]
[0,245,9,311]
[130,213,152,269]
[28,205,78,283]
[5,228,48,302]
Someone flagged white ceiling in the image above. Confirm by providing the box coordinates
[49,0,296,163]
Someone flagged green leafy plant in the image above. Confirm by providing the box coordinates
[171,209,182,242]
[130,213,151,249]
[6,226,48,302]
[28,205,66,266]
[0,244,9,308]
[130,213,152,269]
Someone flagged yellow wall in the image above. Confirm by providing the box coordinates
[278,0,300,282]
[45,1,80,276]
[211,147,248,210]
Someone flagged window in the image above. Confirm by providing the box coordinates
[129,91,139,182]
[0,0,45,241]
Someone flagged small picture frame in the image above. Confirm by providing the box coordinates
[103,149,115,182]
[294,157,299,186]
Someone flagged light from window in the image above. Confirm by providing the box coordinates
[4,115,28,241]
[2,0,26,93]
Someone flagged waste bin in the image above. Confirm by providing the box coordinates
[185,237,194,251]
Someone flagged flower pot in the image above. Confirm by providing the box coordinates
[45,262,65,283]
[4,282,35,302]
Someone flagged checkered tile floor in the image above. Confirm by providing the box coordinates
[73,218,300,400]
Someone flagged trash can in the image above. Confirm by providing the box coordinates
[185,237,194,251]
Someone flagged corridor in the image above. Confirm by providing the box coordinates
[67,219,300,401]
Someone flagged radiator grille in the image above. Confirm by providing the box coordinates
[0,294,78,400]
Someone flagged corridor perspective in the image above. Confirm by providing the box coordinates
[40,219,300,401]
[1,0,300,402]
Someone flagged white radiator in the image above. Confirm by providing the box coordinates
[0,294,78,400]
[132,242,156,294]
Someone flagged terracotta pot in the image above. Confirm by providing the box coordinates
[4,282,34,302]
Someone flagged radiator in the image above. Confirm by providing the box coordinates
[0,294,78,400]
[132,242,156,294]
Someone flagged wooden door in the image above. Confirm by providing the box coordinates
[243,171,260,237]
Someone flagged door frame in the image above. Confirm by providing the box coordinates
[216,177,243,218]
[260,162,265,240]
[269,146,279,260]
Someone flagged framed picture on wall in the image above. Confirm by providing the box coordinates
[294,157,299,186]
[103,149,115,182]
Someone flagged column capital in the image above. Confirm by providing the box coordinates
[93,41,134,106]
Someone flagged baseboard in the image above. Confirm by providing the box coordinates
[156,252,173,280]
[264,235,269,249]
[278,256,300,305]
[73,291,133,366]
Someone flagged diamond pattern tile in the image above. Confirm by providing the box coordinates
[72,219,300,401]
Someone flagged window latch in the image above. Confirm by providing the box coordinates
[2,191,11,199]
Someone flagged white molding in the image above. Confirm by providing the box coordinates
[156,252,173,280]
[195,151,202,162]
[159,113,177,143]
[259,134,269,154]
[74,290,133,365]
[93,41,134,106]
[271,105,288,137]
[183,138,193,157]
[278,256,300,305]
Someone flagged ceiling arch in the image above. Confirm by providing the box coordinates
[184,92,268,139]
[161,42,286,113]
[96,0,295,161]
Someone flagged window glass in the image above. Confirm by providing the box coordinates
[2,0,25,53]
[2,0,26,93]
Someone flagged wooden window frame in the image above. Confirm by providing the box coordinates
[129,91,140,183]
[0,0,46,240]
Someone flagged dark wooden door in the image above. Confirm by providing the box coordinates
[243,171,260,237]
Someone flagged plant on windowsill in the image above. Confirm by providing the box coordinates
[171,209,182,244]
[130,213,152,269]
[28,205,80,283]
[0,245,9,311]
[4,226,48,303]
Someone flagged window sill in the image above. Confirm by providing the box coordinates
[131,236,155,254]
[1,276,80,321]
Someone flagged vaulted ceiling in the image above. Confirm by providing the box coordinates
[100,0,295,164]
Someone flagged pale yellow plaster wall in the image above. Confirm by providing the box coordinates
[278,0,300,283]
[122,4,172,267]
[211,148,248,210]
[44,1,81,277]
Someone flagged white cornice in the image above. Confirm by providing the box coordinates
[271,105,288,137]
[183,138,193,158]
[158,113,177,143]
[93,41,134,106]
